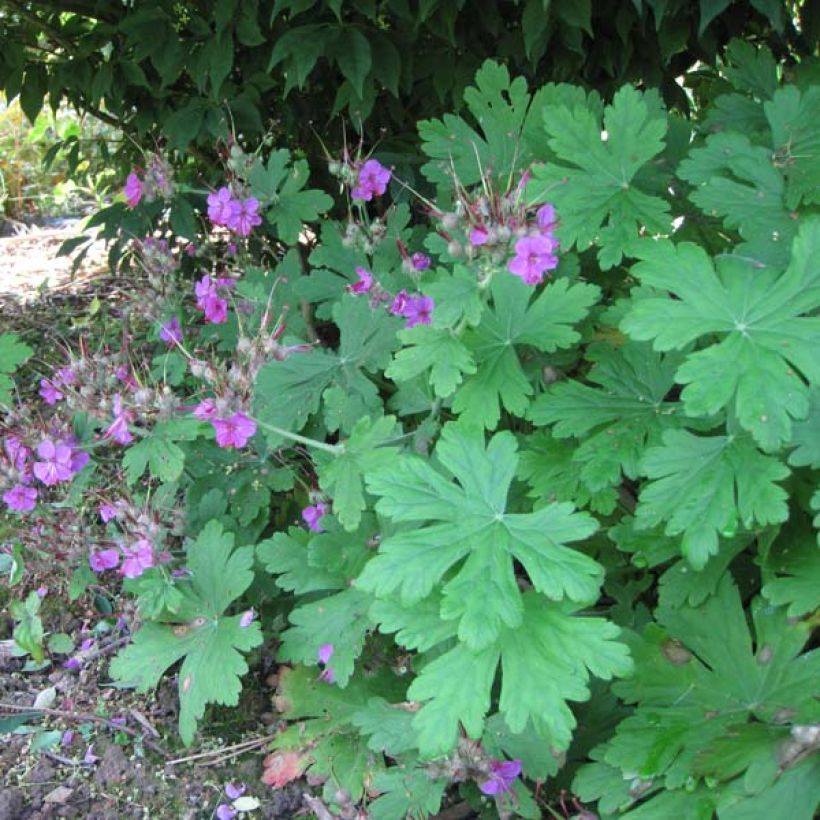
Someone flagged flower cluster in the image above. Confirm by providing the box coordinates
[347,266,435,329]
[195,274,235,324]
[88,497,174,579]
[207,186,262,236]
[123,154,175,208]
[39,366,76,406]
[433,169,560,285]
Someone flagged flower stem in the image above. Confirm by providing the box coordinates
[252,419,342,455]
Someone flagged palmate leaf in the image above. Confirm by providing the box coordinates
[529,341,681,488]
[597,575,819,804]
[0,333,32,404]
[761,533,820,617]
[406,593,632,757]
[636,429,789,569]
[109,522,262,745]
[622,219,820,451]
[253,295,401,444]
[528,85,670,269]
[247,149,333,243]
[452,274,599,429]
[677,132,795,267]
[357,424,603,650]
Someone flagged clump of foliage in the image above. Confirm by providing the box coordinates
[2,31,819,820]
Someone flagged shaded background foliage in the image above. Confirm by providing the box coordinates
[0,0,817,166]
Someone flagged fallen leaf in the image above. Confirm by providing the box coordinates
[44,786,73,804]
[261,750,307,787]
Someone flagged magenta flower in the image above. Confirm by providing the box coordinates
[212,412,257,449]
[317,643,336,684]
[536,203,557,231]
[389,290,409,317]
[124,172,143,208]
[39,379,64,405]
[33,439,75,486]
[70,447,90,476]
[507,234,559,285]
[120,539,154,579]
[193,399,218,421]
[195,274,216,306]
[159,316,183,347]
[351,159,391,201]
[83,744,99,765]
[90,549,120,573]
[403,295,434,329]
[469,226,489,246]
[104,395,135,445]
[226,197,262,236]
[61,730,74,747]
[411,252,431,271]
[4,436,30,471]
[195,276,230,324]
[3,485,37,512]
[478,759,522,795]
[239,609,255,628]
[348,266,374,295]
[99,502,119,522]
[216,806,237,820]
[225,783,246,800]
[207,187,236,226]
[302,502,328,533]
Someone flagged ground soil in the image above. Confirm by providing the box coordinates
[0,222,309,820]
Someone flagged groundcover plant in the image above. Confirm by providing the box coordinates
[2,42,819,818]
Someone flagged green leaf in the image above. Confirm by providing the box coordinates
[333,28,372,99]
[761,535,820,617]
[248,151,333,243]
[121,419,200,484]
[408,593,632,757]
[254,296,400,445]
[257,527,343,594]
[699,0,731,35]
[636,429,789,569]
[0,333,32,404]
[530,341,681,487]
[603,575,819,793]
[109,521,262,745]
[765,86,820,209]
[359,424,602,650]
[678,132,795,267]
[789,388,820,468]
[453,275,600,429]
[386,326,476,399]
[621,221,820,450]
[529,85,670,269]
[368,766,447,820]
[351,698,418,754]
[317,415,399,531]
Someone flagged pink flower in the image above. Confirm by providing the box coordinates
[389,290,409,317]
[317,643,336,684]
[3,485,37,512]
[411,252,431,271]
[226,197,262,236]
[536,203,557,231]
[469,226,489,246]
[120,539,154,579]
[32,439,74,486]
[99,502,119,522]
[207,187,236,226]
[124,172,143,208]
[5,436,30,471]
[351,159,391,201]
[212,412,256,449]
[203,295,228,324]
[159,316,183,346]
[225,783,246,800]
[478,759,522,795]
[403,295,434,329]
[507,234,559,285]
[90,549,120,573]
[104,395,134,445]
[302,502,328,533]
[239,609,255,628]
[70,447,90,476]
[348,266,373,295]
[193,399,218,421]
[39,379,64,405]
